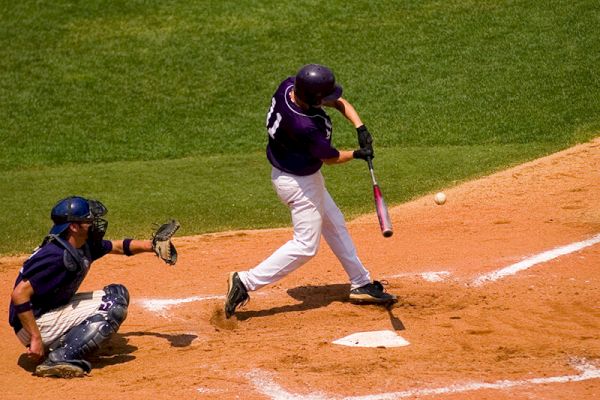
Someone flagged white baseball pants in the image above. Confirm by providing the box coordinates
[239,167,371,291]
[16,290,108,350]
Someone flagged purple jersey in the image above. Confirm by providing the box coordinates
[265,77,340,176]
[8,239,112,333]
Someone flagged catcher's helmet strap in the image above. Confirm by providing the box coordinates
[47,234,91,272]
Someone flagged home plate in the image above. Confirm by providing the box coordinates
[332,330,410,348]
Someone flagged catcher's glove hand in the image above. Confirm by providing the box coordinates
[152,219,180,265]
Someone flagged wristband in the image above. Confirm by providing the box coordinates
[123,238,133,256]
[13,301,32,314]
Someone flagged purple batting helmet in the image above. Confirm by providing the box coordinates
[294,64,343,106]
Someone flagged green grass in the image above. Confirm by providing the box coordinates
[1,0,598,254]
[0,143,558,254]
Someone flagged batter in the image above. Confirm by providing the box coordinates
[225,64,397,318]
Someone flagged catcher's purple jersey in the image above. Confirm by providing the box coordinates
[265,77,340,176]
[8,239,112,333]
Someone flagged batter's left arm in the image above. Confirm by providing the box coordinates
[322,97,373,165]
[324,97,363,128]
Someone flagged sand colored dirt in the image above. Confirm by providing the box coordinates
[1,138,599,399]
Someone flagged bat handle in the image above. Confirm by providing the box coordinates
[366,157,377,185]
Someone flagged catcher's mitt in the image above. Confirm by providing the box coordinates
[152,219,180,265]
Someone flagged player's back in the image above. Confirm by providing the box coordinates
[266,77,336,176]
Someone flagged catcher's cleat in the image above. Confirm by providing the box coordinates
[349,280,397,304]
[224,272,249,319]
[34,360,88,378]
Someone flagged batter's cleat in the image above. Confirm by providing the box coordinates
[34,360,88,378]
[349,280,398,304]
[224,272,249,319]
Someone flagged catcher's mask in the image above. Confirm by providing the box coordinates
[294,64,343,107]
[49,196,108,237]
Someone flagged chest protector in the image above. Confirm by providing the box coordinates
[42,234,92,272]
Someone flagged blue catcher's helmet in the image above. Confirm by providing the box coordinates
[49,196,107,235]
[294,64,343,107]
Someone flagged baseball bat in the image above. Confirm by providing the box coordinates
[367,157,393,238]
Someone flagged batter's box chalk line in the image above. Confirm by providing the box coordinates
[244,358,600,400]
[196,387,222,395]
[137,292,268,315]
[139,232,600,316]
[385,233,600,287]
[386,271,452,282]
[137,295,224,314]
[472,233,600,286]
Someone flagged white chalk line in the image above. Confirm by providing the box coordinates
[385,234,600,285]
[138,234,600,315]
[472,233,600,286]
[246,370,328,400]
[246,357,600,400]
[196,387,222,394]
[137,292,268,314]
[386,271,451,282]
[137,295,224,313]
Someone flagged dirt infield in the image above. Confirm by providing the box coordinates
[1,139,599,399]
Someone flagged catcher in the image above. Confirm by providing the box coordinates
[8,196,179,378]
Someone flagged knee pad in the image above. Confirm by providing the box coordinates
[103,283,130,305]
[48,284,131,366]
[102,284,129,326]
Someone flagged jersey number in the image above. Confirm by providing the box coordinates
[266,98,282,139]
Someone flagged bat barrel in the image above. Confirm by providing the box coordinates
[366,157,393,238]
[373,184,393,238]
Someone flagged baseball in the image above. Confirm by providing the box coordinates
[434,192,447,205]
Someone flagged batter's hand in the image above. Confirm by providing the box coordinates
[353,148,374,161]
[356,125,373,150]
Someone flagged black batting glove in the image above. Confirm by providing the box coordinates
[353,148,374,160]
[356,125,373,149]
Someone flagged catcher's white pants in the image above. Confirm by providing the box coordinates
[16,290,108,350]
[239,167,371,291]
